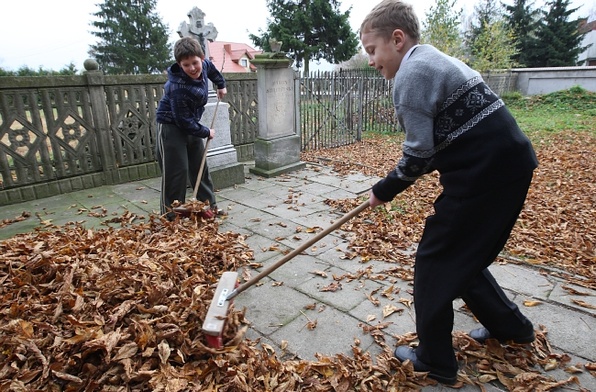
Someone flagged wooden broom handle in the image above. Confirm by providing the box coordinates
[227,199,370,300]
[192,99,220,200]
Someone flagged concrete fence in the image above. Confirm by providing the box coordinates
[513,66,596,95]
[1,65,594,205]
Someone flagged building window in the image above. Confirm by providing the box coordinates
[240,58,248,67]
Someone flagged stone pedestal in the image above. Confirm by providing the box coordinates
[176,7,243,189]
[203,97,245,189]
[249,53,305,178]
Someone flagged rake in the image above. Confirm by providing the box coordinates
[173,99,220,219]
[201,199,371,349]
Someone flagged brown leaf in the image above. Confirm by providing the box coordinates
[311,270,328,278]
[523,300,543,307]
[320,282,342,292]
[562,285,591,296]
[570,299,596,309]
[112,342,139,361]
[382,304,403,319]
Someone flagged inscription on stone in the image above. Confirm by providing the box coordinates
[264,71,294,139]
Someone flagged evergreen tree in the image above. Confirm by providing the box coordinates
[465,0,518,71]
[58,63,79,75]
[90,0,171,74]
[249,0,359,74]
[469,19,519,71]
[0,65,78,76]
[525,0,588,67]
[503,0,541,67]
[465,0,504,46]
[421,0,465,59]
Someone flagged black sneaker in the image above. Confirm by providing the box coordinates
[394,346,457,385]
[469,327,535,345]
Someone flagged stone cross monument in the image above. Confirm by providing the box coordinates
[177,7,218,60]
[176,7,245,190]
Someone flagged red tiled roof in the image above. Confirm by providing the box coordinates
[579,19,596,34]
[207,41,262,73]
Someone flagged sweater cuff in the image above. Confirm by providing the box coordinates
[189,123,210,138]
[372,170,414,202]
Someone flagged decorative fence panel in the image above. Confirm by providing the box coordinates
[0,72,262,204]
[0,78,104,193]
[223,73,259,161]
[105,82,162,166]
[0,74,167,204]
[41,86,102,179]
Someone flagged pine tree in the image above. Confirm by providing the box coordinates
[89,0,171,74]
[503,0,541,67]
[465,0,504,46]
[249,0,359,74]
[526,0,588,67]
[422,0,465,59]
[465,0,518,71]
[469,19,519,72]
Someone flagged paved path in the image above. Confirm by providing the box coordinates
[1,164,594,391]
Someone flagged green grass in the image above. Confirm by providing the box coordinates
[502,87,596,139]
[361,87,596,142]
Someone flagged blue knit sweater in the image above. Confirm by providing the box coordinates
[156,59,226,138]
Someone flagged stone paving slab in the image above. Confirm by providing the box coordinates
[1,163,594,392]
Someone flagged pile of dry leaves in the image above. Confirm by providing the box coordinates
[303,131,596,290]
[0,131,594,391]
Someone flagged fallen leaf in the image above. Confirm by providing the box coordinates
[570,299,596,309]
[523,300,543,307]
[382,304,403,319]
[311,270,328,278]
[320,282,342,292]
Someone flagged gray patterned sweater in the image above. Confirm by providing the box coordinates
[372,45,538,200]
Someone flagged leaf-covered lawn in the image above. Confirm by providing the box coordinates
[302,131,596,290]
[0,131,594,391]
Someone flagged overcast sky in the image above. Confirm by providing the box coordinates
[0,0,593,72]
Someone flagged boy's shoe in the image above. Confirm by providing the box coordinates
[394,346,457,385]
[210,205,228,216]
[468,327,535,345]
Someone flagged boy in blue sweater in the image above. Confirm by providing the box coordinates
[360,0,538,385]
[156,37,227,220]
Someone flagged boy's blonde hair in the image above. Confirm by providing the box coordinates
[174,37,205,63]
[360,0,420,42]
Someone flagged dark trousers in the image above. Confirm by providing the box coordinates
[155,123,216,217]
[413,173,534,373]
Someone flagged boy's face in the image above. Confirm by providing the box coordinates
[361,29,405,80]
[178,55,203,80]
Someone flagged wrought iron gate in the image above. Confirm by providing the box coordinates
[299,69,397,151]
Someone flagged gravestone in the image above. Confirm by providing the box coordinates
[249,52,305,177]
[177,7,244,189]
[177,7,218,59]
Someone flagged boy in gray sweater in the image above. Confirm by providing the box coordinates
[360,0,538,384]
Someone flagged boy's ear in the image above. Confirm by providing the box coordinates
[391,29,406,49]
